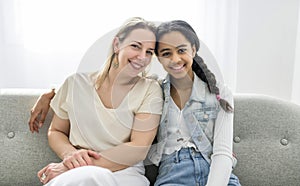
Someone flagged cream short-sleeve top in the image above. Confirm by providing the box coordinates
[50,72,163,152]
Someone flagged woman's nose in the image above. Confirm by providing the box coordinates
[137,51,147,60]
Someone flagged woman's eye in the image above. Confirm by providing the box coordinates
[146,51,153,56]
[131,44,140,49]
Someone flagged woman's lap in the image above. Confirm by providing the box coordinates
[46,165,149,186]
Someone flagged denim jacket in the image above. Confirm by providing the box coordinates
[148,74,227,166]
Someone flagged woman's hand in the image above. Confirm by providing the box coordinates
[63,149,101,169]
[37,162,68,185]
[38,149,100,184]
[28,89,55,133]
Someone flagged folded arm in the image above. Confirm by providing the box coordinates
[92,113,160,171]
[48,112,160,172]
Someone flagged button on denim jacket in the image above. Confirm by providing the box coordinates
[148,74,221,166]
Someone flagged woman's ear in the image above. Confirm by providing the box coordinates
[113,37,120,54]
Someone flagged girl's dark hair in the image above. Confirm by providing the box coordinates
[155,20,233,113]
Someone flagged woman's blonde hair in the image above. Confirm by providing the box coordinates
[95,17,156,89]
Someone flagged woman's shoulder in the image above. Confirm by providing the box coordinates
[139,76,162,88]
[65,71,98,84]
[133,77,163,97]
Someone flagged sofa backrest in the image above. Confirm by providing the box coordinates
[0,89,60,186]
[232,94,300,186]
[1,89,300,186]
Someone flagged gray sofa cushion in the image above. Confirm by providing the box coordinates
[0,89,299,186]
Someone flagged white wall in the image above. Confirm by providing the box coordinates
[0,0,5,88]
[292,1,300,105]
[0,0,201,89]
[1,0,300,105]
[236,0,300,101]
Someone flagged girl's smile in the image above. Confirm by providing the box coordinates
[157,31,195,79]
[168,63,186,73]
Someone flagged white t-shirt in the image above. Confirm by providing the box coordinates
[50,72,163,152]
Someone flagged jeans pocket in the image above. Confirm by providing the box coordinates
[157,157,175,179]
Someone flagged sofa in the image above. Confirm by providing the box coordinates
[1,89,300,186]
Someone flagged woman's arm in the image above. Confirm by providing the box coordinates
[48,112,159,172]
[47,113,74,158]
[38,113,100,184]
[48,114,100,169]
[92,113,160,172]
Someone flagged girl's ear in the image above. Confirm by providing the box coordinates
[113,37,120,54]
[192,44,197,57]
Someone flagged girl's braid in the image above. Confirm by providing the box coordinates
[193,54,233,113]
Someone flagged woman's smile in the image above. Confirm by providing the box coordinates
[128,59,146,70]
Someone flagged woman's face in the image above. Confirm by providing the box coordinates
[157,31,196,79]
[115,28,156,77]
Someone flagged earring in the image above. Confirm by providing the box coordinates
[112,54,119,69]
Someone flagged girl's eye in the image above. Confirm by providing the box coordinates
[161,52,170,57]
[178,48,187,54]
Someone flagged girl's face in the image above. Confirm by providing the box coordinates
[157,31,196,79]
[114,28,156,77]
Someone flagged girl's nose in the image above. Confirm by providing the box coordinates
[171,54,181,63]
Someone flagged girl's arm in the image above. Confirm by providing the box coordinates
[29,89,55,133]
[206,85,234,186]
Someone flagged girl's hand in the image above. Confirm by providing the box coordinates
[63,149,101,169]
[28,89,55,133]
[37,162,68,184]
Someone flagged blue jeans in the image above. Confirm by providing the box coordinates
[154,148,240,186]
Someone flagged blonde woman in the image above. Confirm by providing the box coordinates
[34,17,163,186]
